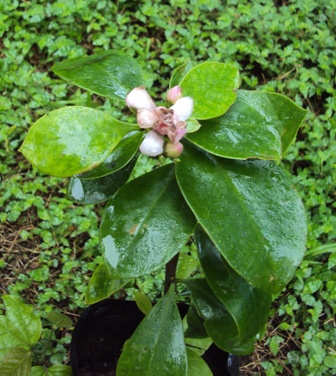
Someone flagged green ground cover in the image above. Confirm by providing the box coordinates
[0,0,335,374]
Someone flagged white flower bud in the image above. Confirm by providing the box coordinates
[170,97,193,121]
[165,142,184,158]
[139,130,164,157]
[166,86,182,103]
[125,87,156,111]
[137,109,158,128]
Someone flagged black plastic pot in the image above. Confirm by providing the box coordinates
[71,299,240,376]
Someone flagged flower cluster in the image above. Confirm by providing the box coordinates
[125,86,193,158]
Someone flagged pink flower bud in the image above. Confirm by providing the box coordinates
[139,130,164,157]
[137,109,158,129]
[170,97,193,121]
[165,142,184,158]
[125,87,156,111]
[166,86,182,103]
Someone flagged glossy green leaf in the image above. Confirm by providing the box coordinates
[116,285,187,376]
[185,279,255,355]
[100,164,196,279]
[187,90,307,159]
[184,337,213,357]
[176,142,307,293]
[184,304,208,339]
[79,132,143,179]
[180,62,239,120]
[0,296,42,362]
[237,90,308,155]
[52,50,145,100]
[67,155,137,204]
[20,106,138,177]
[186,348,212,376]
[46,312,72,329]
[85,263,129,305]
[0,348,31,376]
[31,365,72,376]
[169,61,195,88]
[134,292,153,315]
[195,225,272,341]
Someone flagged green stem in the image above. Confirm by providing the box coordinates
[164,253,179,293]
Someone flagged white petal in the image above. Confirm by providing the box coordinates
[137,109,158,128]
[170,97,193,121]
[125,87,156,111]
[139,131,164,157]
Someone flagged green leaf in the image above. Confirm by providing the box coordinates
[85,263,129,305]
[187,90,283,160]
[67,155,138,204]
[134,292,153,315]
[0,348,31,376]
[188,90,307,159]
[116,285,187,376]
[46,312,72,329]
[324,355,336,368]
[185,279,255,355]
[186,347,212,376]
[169,61,195,88]
[31,365,72,376]
[79,132,143,179]
[195,225,272,341]
[176,142,307,293]
[184,337,212,357]
[52,50,145,100]
[184,304,208,339]
[20,106,138,177]
[176,253,199,279]
[186,118,202,133]
[237,91,308,155]
[0,296,42,361]
[100,164,196,279]
[180,62,239,120]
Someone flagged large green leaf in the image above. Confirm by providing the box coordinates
[116,285,187,376]
[187,90,307,159]
[195,225,272,341]
[19,106,138,177]
[238,90,308,155]
[176,142,307,293]
[79,131,143,179]
[0,296,42,362]
[184,304,208,339]
[100,164,196,279]
[186,348,212,376]
[0,348,31,376]
[52,50,145,100]
[185,279,255,355]
[85,263,129,305]
[67,155,138,204]
[179,62,239,120]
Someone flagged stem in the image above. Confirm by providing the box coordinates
[164,252,179,293]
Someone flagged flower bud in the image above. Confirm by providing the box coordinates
[137,109,158,128]
[125,87,156,111]
[170,97,193,121]
[166,86,182,103]
[165,142,184,158]
[139,130,164,157]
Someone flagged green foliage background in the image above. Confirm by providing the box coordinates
[0,0,335,375]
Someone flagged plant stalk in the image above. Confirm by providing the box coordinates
[164,252,179,293]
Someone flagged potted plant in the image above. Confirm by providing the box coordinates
[19,50,307,375]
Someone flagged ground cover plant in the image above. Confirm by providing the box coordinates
[0,0,335,375]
